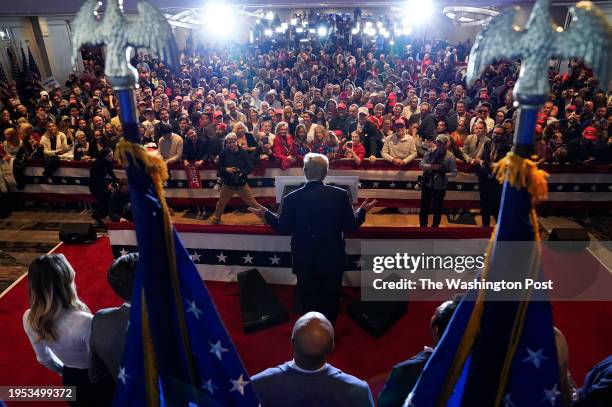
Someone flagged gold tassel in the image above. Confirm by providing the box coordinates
[492,152,549,205]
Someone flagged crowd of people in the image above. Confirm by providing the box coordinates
[22,253,610,406]
[0,29,610,224]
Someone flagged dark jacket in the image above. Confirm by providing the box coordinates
[265,181,365,275]
[108,191,132,222]
[349,120,382,157]
[182,137,208,162]
[378,349,433,407]
[89,159,117,195]
[252,362,374,407]
[217,147,254,187]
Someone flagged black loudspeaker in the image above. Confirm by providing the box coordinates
[237,269,289,333]
[59,223,97,244]
[548,227,590,250]
[348,274,408,338]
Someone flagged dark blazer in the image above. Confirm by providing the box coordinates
[349,121,382,157]
[378,349,433,407]
[252,362,374,407]
[265,181,365,275]
[89,304,130,384]
[182,137,208,162]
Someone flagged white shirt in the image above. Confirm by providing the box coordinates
[289,360,330,373]
[23,308,93,374]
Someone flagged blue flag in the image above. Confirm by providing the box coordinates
[112,147,259,406]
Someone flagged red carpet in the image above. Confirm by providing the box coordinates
[1,237,611,407]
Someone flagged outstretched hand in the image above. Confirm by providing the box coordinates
[359,198,378,213]
[247,204,267,219]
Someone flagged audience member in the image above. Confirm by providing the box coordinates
[251,312,375,407]
[381,119,417,166]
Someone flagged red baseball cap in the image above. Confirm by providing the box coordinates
[394,119,406,126]
[333,130,343,138]
[337,103,347,110]
[213,111,223,118]
[566,105,576,111]
[582,126,598,141]
[216,123,227,131]
[228,93,237,100]
[339,91,348,99]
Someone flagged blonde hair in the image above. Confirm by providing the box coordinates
[27,254,89,341]
[232,122,248,134]
[275,121,289,135]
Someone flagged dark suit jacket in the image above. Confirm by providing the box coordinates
[89,304,130,384]
[252,362,374,407]
[349,121,382,157]
[265,181,365,275]
[182,137,208,162]
[378,349,433,407]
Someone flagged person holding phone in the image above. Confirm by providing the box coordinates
[342,131,366,165]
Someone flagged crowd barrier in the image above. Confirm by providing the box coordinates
[11,159,612,209]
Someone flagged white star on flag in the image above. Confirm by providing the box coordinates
[355,257,366,269]
[186,300,203,319]
[542,384,561,406]
[372,182,379,188]
[270,255,281,265]
[74,179,80,184]
[358,182,362,188]
[229,374,250,396]
[591,185,597,191]
[217,252,227,263]
[201,378,218,394]
[34,178,39,183]
[390,182,396,188]
[256,179,264,187]
[608,185,612,191]
[473,184,479,190]
[208,181,216,187]
[556,185,563,191]
[117,366,130,385]
[456,184,463,190]
[47,178,53,184]
[407,182,413,189]
[573,185,580,191]
[190,251,201,262]
[523,347,548,369]
[243,253,254,264]
[61,178,67,184]
[503,393,516,407]
[209,340,229,360]
[177,181,184,188]
[119,248,128,256]
[163,181,168,187]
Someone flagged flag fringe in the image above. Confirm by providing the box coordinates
[492,152,549,204]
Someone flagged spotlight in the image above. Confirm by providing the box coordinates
[275,26,284,33]
[365,21,373,28]
[290,18,298,25]
[202,3,235,37]
[296,27,304,33]
[351,27,359,35]
[382,30,390,38]
[390,40,395,45]
[281,22,288,30]
[404,0,434,24]
[403,26,413,35]
[377,21,383,28]
[265,11,274,21]
[309,28,316,33]
[264,28,273,36]
[318,26,328,36]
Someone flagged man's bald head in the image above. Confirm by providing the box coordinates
[291,312,335,370]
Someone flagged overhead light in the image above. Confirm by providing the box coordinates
[309,28,316,33]
[377,21,383,28]
[351,27,359,34]
[390,40,395,45]
[202,3,234,37]
[403,26,413,35]
[318,26,327,36]
[265,11,274,21]
[275,26,284,33]
[365,21,373,28]
[290,18,298,25]
[264,28,273,36]
[296,27,304,33]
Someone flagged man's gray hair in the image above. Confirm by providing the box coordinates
[303,153,328,182]
[225,132,237,141]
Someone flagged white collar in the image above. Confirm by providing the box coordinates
[289,360,329,373]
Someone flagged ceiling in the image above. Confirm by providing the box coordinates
[0,0,605,16]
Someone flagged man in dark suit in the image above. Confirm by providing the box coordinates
[378,296,462,407]
[252,312,374,407]
[89,253,137,405]
[181,126,208,166]
[249,153,376,324]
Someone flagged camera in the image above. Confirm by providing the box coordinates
[345,141,353,149]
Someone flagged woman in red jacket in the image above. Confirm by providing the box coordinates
[272,121,295,170]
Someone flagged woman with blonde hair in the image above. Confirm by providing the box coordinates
[450,117,469,149]
[233,121,257,154]
[2,127,21,158]
[23,254,95,406]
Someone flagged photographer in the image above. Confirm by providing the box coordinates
[209,133,260,224]
[418,134,457,227]
[108,179,132,222]
[89,148,117,226]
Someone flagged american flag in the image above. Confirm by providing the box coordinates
[27,46,42,89]
[0,61,9,98]
[6,48,21,84]
[20,46,28,83]
[27,46,41,81]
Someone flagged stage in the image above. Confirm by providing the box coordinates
[1,226,611,406]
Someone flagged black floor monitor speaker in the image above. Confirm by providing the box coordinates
[237,269,289,334]
[348,274,408,338]
[59,223,97,243]
[547,227,590,251]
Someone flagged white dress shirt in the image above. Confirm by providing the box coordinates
[23,308,93,374]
